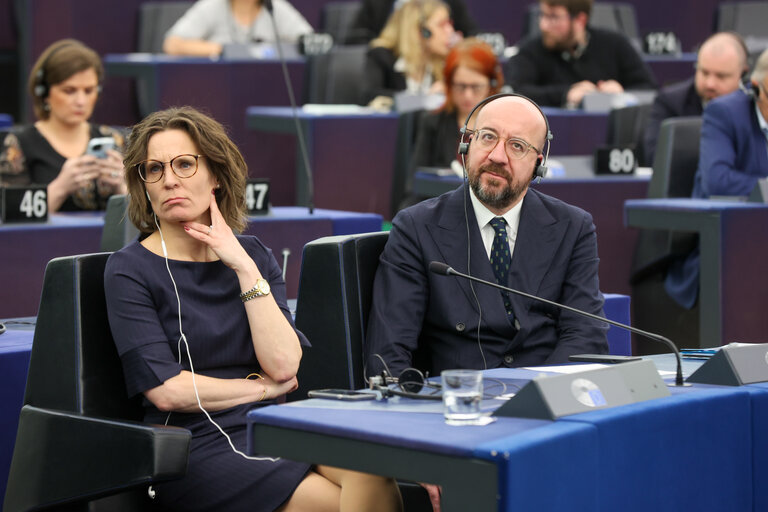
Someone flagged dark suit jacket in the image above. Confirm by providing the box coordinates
[692,89,768,198]
[665,90,768,309]
[361,46,406,104]
[643,77,703,165]
[504,27,657,107]
[365,184,609,376]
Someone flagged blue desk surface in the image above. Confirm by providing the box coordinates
[248,363,764,511]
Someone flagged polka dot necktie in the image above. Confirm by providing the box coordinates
[489,217,514,319]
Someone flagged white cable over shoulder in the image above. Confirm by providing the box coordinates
[154,214,278,462]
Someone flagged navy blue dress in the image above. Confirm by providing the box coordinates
[104,236,311,512]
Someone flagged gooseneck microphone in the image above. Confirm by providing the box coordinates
[263,0,315,214]
[428,261,686,387]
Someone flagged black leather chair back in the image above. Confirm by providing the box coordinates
[607,103,652,166]
[100,194,140,252]
[303,45,369,104]
[647,117,703,199]
[137,1,193,53]
[4,253,189,512]
[320,1,364,45]
[292,232,388,399]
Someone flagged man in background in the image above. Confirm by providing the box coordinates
[643,31,749,165]
[665,48,768,310]
[504,0,655,108]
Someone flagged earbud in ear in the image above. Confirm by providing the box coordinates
[421,26,432,39]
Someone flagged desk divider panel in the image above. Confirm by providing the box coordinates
[687,343,768,386]
[494,360,669,420]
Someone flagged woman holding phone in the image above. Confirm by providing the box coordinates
[0,39,125,212]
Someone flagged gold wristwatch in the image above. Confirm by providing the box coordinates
[240,279,271,302]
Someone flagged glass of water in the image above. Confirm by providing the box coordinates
[441,369,483,425]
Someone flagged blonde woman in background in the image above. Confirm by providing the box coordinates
[361,0,457,108]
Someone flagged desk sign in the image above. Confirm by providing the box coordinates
[643,32,681,56]
[594,145,638,175]
[245,179,270,216]
[494,360,669,420]
[1,185,48,223]
[687,343,768,386]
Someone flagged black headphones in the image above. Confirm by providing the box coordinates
[33,41,102,99]
[368,368,443,401]
[457,93,553,180]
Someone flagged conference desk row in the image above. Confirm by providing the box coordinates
[100,53,695,214]
[247,357,768,511]
[0,208,382,319]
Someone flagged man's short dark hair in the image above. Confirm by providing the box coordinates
[540,0,593,18]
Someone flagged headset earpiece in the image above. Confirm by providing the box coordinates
[421,26,432,39]
[533,154,547,180]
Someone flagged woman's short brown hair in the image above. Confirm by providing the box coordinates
[28,39,104,120]
[123,106,249,234]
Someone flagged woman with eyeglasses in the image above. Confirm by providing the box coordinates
[0,39,125,212]
[163,0,313,57]
[399,38,503,209]
[104,106,402,512]
[361,0,457,109]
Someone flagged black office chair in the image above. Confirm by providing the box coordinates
[716,2,768,54]
[3,253,190,512]
[524,2,642,51]
[293,231,432,511]
[136,2,193,54]
[303,45,369,104]
[100,194,140,252]
[630,117,703,352]
[606,103,653,166]
[293,232,388,398]
[135,2,193,117]
[320,1,365,45]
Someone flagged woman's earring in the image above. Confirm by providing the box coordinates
[43,102,51,112]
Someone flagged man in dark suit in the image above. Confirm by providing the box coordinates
[665,48,768,309]
[365,95,608,377]
[504,0,655,108]
[643,32,749,165]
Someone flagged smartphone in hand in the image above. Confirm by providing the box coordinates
[85,137,116,159]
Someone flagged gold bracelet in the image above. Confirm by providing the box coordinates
[246,373,268,402]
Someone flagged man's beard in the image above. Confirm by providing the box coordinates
[469,163,529,211]
[542,24,575,52]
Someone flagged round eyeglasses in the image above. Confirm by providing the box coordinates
[136,154,203,183]
[471,129,540,160]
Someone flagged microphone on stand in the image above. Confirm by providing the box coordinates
[281,248,291,282]
[428,261,686,387]
[263,0,315,214]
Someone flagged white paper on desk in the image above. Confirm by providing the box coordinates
[524,364,677,378]
[522,364,607,374]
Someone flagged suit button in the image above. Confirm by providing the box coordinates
[503,355,514,364]
[455,322,465,332]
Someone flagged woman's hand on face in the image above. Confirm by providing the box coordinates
[56,155,101,193]
[95,148,126,192]
[183,190,255,272]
